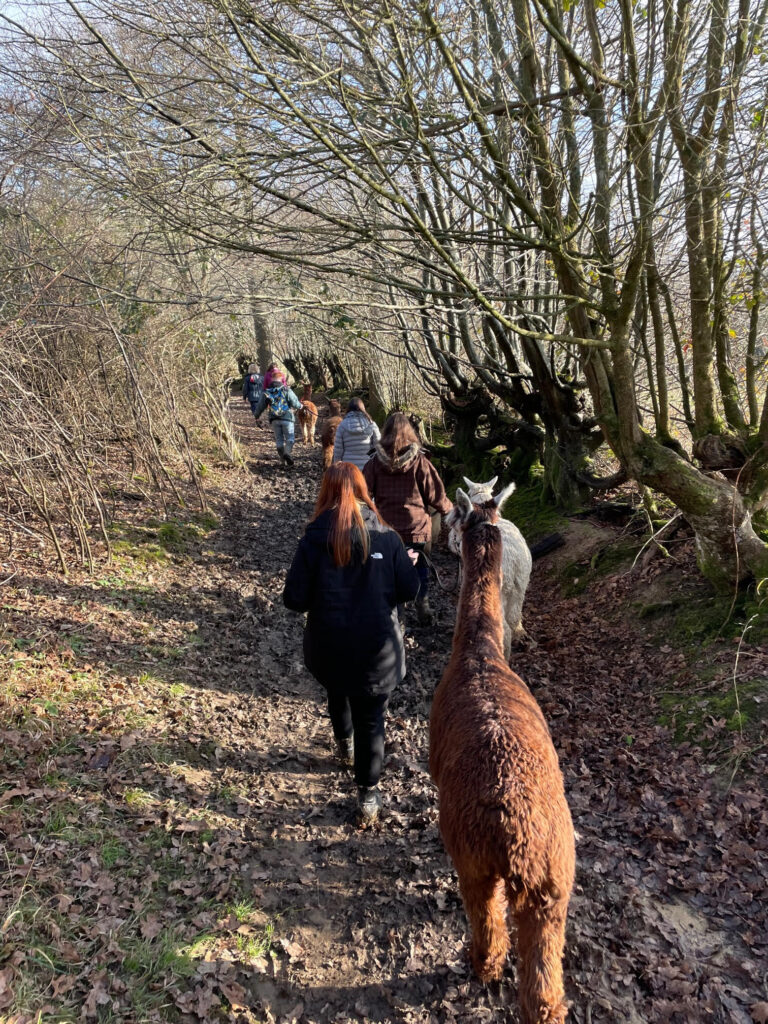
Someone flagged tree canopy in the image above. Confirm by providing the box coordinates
[2,0,768,583]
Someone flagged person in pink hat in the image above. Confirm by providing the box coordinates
[251,370,303,467]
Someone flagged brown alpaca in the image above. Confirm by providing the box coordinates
[320,399,342,470]
[429,488,575,1024]
[296,384,318,445]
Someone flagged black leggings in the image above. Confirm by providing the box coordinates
[327,691,390,788]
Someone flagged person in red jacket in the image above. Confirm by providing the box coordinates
[363,412,452,625]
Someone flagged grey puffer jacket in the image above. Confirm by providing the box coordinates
[332,412,381,471]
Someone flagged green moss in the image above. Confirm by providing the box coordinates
[428,425,451,446]
[156,518,208,551]
[753,510,768,542]
[636,597,687,618]
[673,596,734,643]
[664,584,768,647]
[197,511,220,531]
[112,539,169,564]
[108,512,219,562]
[560,539,641,597]
[658,677,768,745]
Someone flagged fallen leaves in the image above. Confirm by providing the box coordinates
[0,966,15,1011]
[1,402,766,1024]
[139,915,163,939]
[220,980,249,1010]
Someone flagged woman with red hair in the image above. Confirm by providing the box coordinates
[283,463,419,823]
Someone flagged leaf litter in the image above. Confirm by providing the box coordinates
[0,400,766,1023]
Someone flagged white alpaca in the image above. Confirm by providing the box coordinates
[446,478,532,658]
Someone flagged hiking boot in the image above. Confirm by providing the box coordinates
[284,452,295,468]
[415,596,435,626]
[357,786,382,825]
[336,736,354,767]
[276,448,286,463]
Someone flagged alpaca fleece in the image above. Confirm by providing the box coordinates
[430,501,574,1023]
[297,385,318,445]
[446,477,532,657]
[321,405,343,470]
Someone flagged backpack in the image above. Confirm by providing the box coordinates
[265,384,291,418]
[246,374,262,400]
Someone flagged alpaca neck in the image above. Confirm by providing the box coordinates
[455,529,505,658]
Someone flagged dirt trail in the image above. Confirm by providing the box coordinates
[220,402,768,1024]
[2,398,766,1024]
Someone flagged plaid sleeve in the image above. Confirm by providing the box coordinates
[421,461,452,514]
[362,457,376,497]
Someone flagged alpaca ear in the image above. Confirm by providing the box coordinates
[487,476,498,491]
[494,482,516,508]
[455,488,473,518]
[462,476,475,490]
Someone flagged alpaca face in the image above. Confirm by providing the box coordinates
[447,484,515,556]
[446,488,472,555]
[462,475,498,504]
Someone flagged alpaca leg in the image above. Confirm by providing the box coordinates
[502,615,512,662]
[504,594,527,654]
[309,415,317,445]
[513,898,569,1024]
[458,873,509,982]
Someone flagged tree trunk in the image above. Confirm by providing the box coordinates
[325,353,351,392]
[441,389,495,472]
[631,435,768,588]
[250,290,272,372]
[363,367,387,424]
[541,422,593,510]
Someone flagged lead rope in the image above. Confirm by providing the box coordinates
[419,549,461,594]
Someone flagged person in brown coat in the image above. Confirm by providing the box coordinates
[363,412,452,625]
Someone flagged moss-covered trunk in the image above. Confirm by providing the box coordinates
[541,423,592,510]
[631,435,768,588]
[441,390,493,472]
[326,353,351,392]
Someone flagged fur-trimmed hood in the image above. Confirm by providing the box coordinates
[372,441,421,473]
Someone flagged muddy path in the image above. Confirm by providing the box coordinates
[218,402,768,1024]
[2,398,766,1024]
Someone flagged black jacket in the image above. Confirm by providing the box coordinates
[283,506,420,695]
